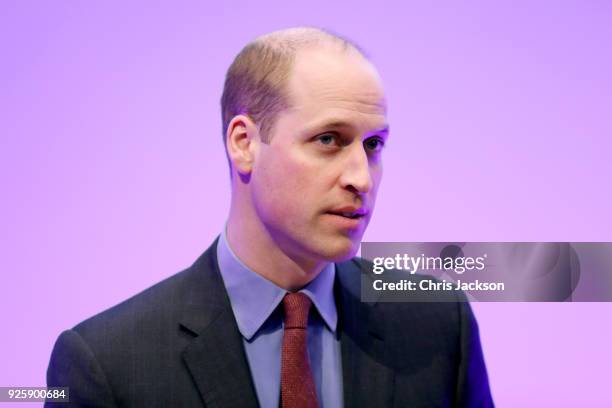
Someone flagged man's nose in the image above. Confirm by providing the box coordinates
[339,144,373,194]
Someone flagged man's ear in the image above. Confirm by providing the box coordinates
[226,114,260,175]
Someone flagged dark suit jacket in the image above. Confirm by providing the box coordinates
[46,239,494,407]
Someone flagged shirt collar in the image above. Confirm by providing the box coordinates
[216,229,337,341]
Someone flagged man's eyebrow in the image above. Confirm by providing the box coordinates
[312,120,390,136]
[371,126,390,137]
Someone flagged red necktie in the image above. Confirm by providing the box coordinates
[280,292,319,408]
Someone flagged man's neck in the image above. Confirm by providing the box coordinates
[225,216,328,291]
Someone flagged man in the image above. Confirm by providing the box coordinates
[47,27,494,407]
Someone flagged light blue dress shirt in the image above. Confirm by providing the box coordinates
[216,230,343,408]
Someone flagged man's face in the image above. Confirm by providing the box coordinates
[249,47,388,264]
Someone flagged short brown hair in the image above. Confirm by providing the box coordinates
[220,27,364,146]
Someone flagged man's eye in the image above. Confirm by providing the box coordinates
[364,137,385,152]
[316,133,338,146]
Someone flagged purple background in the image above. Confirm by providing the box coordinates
[2,1,611,406]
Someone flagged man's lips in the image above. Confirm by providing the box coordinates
[324,210,367,230]
[325,206,368,219]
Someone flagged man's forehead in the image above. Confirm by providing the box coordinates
[287,47,387,109]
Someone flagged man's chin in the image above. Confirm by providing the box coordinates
[315,237,361,263]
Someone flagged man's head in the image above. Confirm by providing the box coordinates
[221,28,367,144]
[222,27,388,270]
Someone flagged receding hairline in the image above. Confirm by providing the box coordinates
[251,27,367,56]
[222,27,366,130]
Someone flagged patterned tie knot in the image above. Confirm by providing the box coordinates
[282,292,312,329]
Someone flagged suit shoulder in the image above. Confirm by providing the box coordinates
[73,266,192,336]
[71,241,221,343]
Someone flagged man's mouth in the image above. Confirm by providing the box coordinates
[329,212,364,219]
[326,207,368,219]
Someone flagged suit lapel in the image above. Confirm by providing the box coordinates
[178,239,259,408]
[336,259,395,408]
[181,309,259,408]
